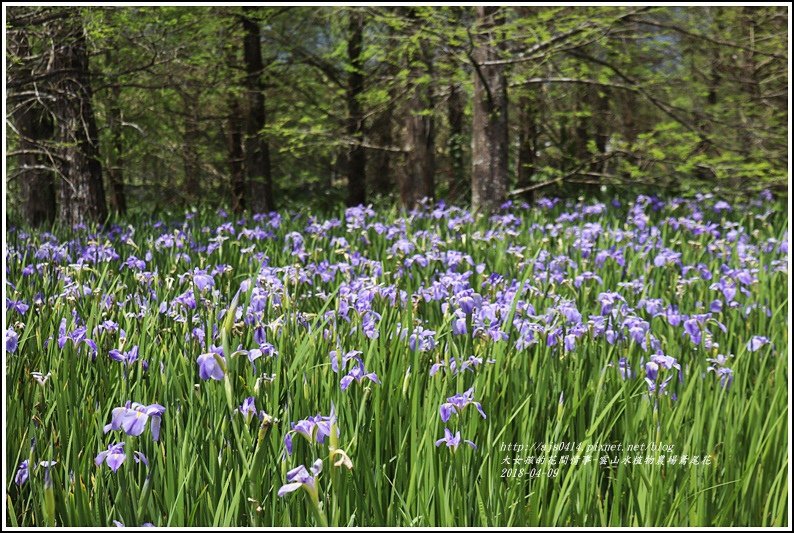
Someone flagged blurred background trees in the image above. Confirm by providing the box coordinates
[6,5,788,225]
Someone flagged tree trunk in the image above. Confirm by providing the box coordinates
[591,87,610,174]
[346,10,366,206]
[369,103,394,198]
[227,95,246,212]
[401,10,436,209]
[107,78,127,214]
[737,7,761,160]
[369,23,397,199]
[180,91,201,202]
[51,10,107,226]
[18,109,57,226]
[516,92,538,197]
[447,83,466,202]
[404,83,436,207]
[8,21,56,226]
[573,89,590,163]
[242,7,274,213]
[471,6,509,213]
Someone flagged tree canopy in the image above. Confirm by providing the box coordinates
[6,5,788,224]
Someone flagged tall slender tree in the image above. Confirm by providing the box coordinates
[105,52,127,214]
[7,16,56,226]
[346,9,367,206]
[401,9,436,209]
[227,95,246,212]
[51,8,107,225]
[446,82,466,202]
[470,6,509,213]
[242,7,274,212]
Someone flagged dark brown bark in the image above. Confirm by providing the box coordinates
[8,22,56,226]
[51,10,107,226]
[18,109,57,226]
[401,10,436,209]
[447,83,466,202]
[242,7,274,213]
[513,5,538,201]
[471,6,509,213]
[573,90,590,162]
[180,91,201,201]
[737,7,761,159]
[704,7,725,109]
[516,93,538,198]
[591,87,610,174]
[346,10,367,207]
[369,104,394,197]
[107,79,127,214]
[227,96,246,212]
[368,22,397,199]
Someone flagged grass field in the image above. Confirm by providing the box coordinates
[4,193,789,526]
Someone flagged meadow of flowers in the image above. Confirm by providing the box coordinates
[4,192,789,527]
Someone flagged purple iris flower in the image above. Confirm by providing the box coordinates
[246,343,277,366]
[617,357,634,380]
[6,298,29,315]
[121,255,147,271]
[653,248,681,267]
[563,334,577,352]
[95,442,127,472]
[710,279,736,302]
[191,268,215,291]
[430,355,495,376]
[56,318,98,358]
[706,353,732,367]
[558,303,582,325]
[361,311,381,339]
[109,346,139,366]
[645,361,659,382]
[435,428,476,451]
[408,326,436,352]
[746,336,771,352]
[40,460,57,488]
[439,387,487,422]
[683,319,702,345]
[15,460,58,486]
[253,326,266,346]
[665,306,684,327]
[104,401,166,441]
[644,353,681,394]
[597,292,625,316]
[458,295,477,314]
[340,359,380,391]
[624,317,650,348]
[452,316,467,336]
[713,200,731,213]
[14,460,29,486]
[94,320,122,336]
[95,442,148,472]
[237,396,271,423]
[459,355,495,373]
[329,350,361,374]
[239,397,258,421]
[277,459,323,497]
[284,407,337,455]
[709,366,734,389]
[197,350,226,380]
[330,350,379,390]
[6,328,18,353]
[650,353,680,373]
